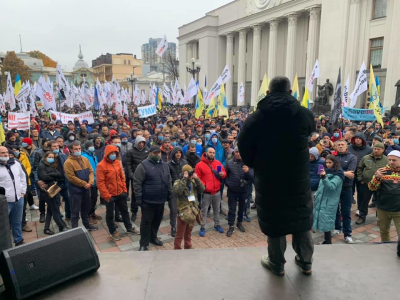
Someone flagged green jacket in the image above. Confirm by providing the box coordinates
[357,154,389,184]
[173,177,205,218]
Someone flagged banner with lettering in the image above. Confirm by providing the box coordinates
[342,107,376,121]
[137,104,157,118]
[49,111,95,124]
[8,112,30,130]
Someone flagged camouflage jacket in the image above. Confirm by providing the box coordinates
[173,177,205,215]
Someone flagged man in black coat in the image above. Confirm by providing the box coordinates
[238,76,315,276]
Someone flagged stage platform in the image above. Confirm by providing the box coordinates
[1,244,399,300]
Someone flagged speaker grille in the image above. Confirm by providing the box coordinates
[1,227,100,299]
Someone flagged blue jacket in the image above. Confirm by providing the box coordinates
[82,151,99,186]
[182,143,203,157]
[313,174,343,232]
[309,159,325,191]
[40,130,62,140]
[206,133,224,163]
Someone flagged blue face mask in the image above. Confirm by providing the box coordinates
[158,136,164,141]
[14,151,20,157]
[109,154,117,161]
[21,142,28,148]
[394,139,399,145]
[171,142,177,146]
[212,138,218,144]
[114,143,121,148]
[205,134,211,139]
[197,142,202,146]
[47,158,54,164]
[122,140,128,144]
[53,149,60,154]
[191,140,196,144]
[334,133,340,138]
[88,146,95,152]
[73,151,81,157]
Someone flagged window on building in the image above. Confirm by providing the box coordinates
[124,60,126,65]
[369,38,384,68]
[128,60,131,65]
[372,0,387,19]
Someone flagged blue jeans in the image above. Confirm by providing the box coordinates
[8,198,24,244]
[335,187,352,237]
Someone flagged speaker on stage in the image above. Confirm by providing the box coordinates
[0,227,100,300]
[0,190,12,253]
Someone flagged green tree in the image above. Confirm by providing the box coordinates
[28,50,57,68]
[0,51,31,92]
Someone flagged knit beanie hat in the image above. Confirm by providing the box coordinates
[322,133,331,139]
[182,165,193,173]
[373,142,385,150]
[84,141,94,150]
[22,137,33,146]
[309,147,320,160]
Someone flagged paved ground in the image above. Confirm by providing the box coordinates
[21,193,399,252]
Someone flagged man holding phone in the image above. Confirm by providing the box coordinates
[195,147,226,237]
[334,140,358,243]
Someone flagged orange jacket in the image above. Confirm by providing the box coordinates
[96,145,127,201]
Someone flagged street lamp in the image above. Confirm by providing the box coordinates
[186,57,201,80]
[127,74,137,100]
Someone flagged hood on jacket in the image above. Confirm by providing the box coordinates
[171,146,183,161]
[109,130,118,140]
[134,136,146,150]
[201,152,213,164]
[67,131,76,138]
[257,92,300,116]
[309,147,320,160]
[351,132,367,147]
[103,145,120,162]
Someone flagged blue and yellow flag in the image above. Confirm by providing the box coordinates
[0,116,5,145]
[14,74,21,96]
[156,87,162,110]
[292,74,300,101]
[195,88,204,119]
[369,65,383,126]
[301,88,310,109]
[218,84,229,119]
[375,75,380,96]
[206,97,216,118]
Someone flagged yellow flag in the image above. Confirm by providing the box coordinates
[0,121,5,145]
[369,65,383,126]
[206,97,216,118]
[254,74,269,111]
[291,74,300,101]
[195,89,204,119]
[301,88,309,109]
[218,84,229,119]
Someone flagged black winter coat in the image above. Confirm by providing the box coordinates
[238,92,315,237]
[225,158,254,193]
[185,152,201,169]
[126,145,149,179]
[38,160,62,184]
[167,147,187,183]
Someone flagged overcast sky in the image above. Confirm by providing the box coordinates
[0,0,229,70]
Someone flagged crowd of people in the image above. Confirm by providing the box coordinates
[0,77,399,272]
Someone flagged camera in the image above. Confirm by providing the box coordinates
[188,171,194,177]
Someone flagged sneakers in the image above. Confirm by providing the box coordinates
[131,213,137,222]
[87,225,98,231]
[294,256,312,275]
[127,228,140,235]
[30,204,39,210]
[15,239,24,246]
[332,230,342,236]
[345,236,354,244]
[214,225,224,234]
[91,214,102,220]
[111,232,121,241]
[171,227,176,237]
[44,229,55,235]
[356,210,360,216]
[355,217,365,225]
[260,255,285,276]
[237,223,245,232]
[22,224,32,232]
[227,226,235,237]
[243,214,251,222]
[39,214,46,223]
[199,227,206,237]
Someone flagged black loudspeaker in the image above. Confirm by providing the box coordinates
[0,227,100,300]
[0,195,12,253]
[390,107,400,118]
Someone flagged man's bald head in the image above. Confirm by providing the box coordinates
[0,147,9,162]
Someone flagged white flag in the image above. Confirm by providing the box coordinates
[15,84,30,102]
[36,76,56,110]
[307,60,320,92]
[163,83,171,103]
[156,35,169,57]
[238,82,245,104]
[133,85,140,105]
[184,78,198,104]
[221,65,231,84]
[5,72,16,110]
[141,90,146,105]
[343,75,350,107]
[151,84,157,105]
[56,64,69,93]
[177,90,184,105]
[349,61,368,108]
[204,76,223,104]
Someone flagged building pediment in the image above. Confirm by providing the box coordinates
[246,0,284,15]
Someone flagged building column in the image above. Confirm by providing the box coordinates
[186,43,193,85]
[226,33,234,106]
[285,13,299,83]
[251,25,262,107]
[267,19,279,79]
[305,6,321,92]
[345,0,361,103]
[237,29,247,106]
[192,41,198,60]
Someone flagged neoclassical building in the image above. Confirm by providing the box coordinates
[178,0,400,108]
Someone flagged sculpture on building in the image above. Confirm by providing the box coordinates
[316,79,334,106]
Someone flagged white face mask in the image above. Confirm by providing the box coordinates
[0,156,9,162]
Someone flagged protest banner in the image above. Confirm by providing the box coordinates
[137,104,157,118]
[8,112,30,130]
[342,107,376,121]
[49,111,95,124]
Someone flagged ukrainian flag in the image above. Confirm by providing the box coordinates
[369,65,383,126]
[156,87,162,110]
[0,116,5,145]
[218,84,229,119]
[292,74,300,101]
[301,88,310,109]
[375,75,380,96]
[195,88,204,119]
[14,74,21,96]
[206,97,216,118]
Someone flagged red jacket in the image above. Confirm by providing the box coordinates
[195,153,226,194]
